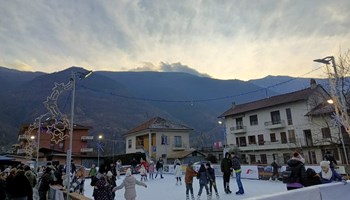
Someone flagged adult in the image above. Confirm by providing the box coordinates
[285,152,306,190]
[220,152,232,194]
[155,157,164,179]
[319,161,346,184]
[92,167,113,200]
[116,160,122,179]
[323,151,337,169]
[24,165,37,188]
[185,162,197,200]
[38,167,53,200]
[130,158,138,174]
[231,152,244,195]
[114,168,147,200]
[89,164,97,179]
[0,172,6,200]
[70,166,86,194]
[270,160,280,181]
[174,163,182,185]
[304,168,322,187]
[6,167,33,200]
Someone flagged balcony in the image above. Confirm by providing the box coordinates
[172,143,187,151]
[17,149,26,154]
[81,136,94,141]
[230,126,247,134]
[18,135,28,141]
[264,120,286,130]
[80,148,93,153]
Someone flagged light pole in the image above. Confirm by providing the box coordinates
[66,70,92,195]
[36,113,50,173]
[98,135,103,168]
[218,119,228,156]
[314,57,349,164]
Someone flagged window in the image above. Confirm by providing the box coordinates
[271,111,281,124]
[283,153,291,163]
[59,142,64,149]
[260,154,267,164]
[281,132,287,144]
[239,136,247,147]
[258,134,264,145]
[270,133,276,142]
[288,130,296,143]
[321,127,331,139]
[286,108,293,125]
[248,135,256,144]
[249,154,256,164]
[161,135,168,145]
[174,136,182,147]
[236,117,243,129]
[250,115,258,126]
[128,139,132,148]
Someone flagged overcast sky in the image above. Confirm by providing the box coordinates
[1,0,349,80]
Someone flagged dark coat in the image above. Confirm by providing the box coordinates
[197,165,209,185]
[6,172,33,199]
[220,158,232,173]
[207,167,216,181]
[324,154,337,168]
[156,160,163,170]
[232,156,241,171]
[319,169,343,183]
[304,168,322,187]
[38,171,53,192]
[286,159,306,185]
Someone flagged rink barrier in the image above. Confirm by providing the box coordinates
[244,181,350,200]
[49,185,93,200]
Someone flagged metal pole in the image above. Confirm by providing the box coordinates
[36,116,42,173]
[98,147,100,168]
[66,72,75,196]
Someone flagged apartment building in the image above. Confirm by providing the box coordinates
[219,80,349,165]
[124,117,193,161]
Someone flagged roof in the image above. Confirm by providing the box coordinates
[305,102,335,116]
[125,117,193,136]
[219,84,328,117]
[167,150,206,159]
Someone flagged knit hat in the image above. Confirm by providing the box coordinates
[320,161,330,168]
[126,168,132,176]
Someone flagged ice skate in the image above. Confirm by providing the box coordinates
[186,194,190,200]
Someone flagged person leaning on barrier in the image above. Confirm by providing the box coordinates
[319,161,347,184]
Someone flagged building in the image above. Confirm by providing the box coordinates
[15,122,94,165]
[124,117,193,162]
[219,80,349,165]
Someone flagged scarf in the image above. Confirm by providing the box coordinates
[321,169,333,180]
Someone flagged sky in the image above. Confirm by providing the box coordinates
[1,0,349,80]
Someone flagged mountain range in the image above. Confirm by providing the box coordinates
[0,66,329,154]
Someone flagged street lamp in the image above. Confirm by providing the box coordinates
[98,135,103,167]
[314,57,349,164]
[36,113,50,173]
[66,70,92,196]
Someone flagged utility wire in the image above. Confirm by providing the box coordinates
[77,66,324,103]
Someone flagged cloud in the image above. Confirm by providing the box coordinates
[132,62,211,77]
[0,0,349,80]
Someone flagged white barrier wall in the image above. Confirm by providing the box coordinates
[245,181,350,200]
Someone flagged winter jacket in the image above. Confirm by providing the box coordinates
[24,170,37,188]
[93,175,113,200]
[156,160,164,170]
[232,156,241,172]
[207,167,216,181]
[197,165,210,185]
[220,158,232,173]
[185,166,197,184]
[286,158,306,187]
[115,175,146,200]
[38,172,53,192]
[148,163,154,174]
[304,168,322,187]
[174,164,182,178]
[319,169,343,183]
[6,172,33,199]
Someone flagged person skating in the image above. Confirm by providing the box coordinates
[206,163,219,199]
[220,152,232,194]
[155,157,164,179]
[231,152,244,195]
[285,152,306,191]
[185,162,197,200]
[114,168,147,200]
[174,162,182,185]
[196,163,211,200]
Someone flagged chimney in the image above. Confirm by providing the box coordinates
[232,102,236,109]
[310,79,317,89]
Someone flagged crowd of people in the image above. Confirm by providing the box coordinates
[0,151,347,200]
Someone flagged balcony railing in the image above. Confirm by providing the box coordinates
[80,148,93,153]
[18,135,28,140]
[264,120,286,129]
[17,149,26,154]
[230,126,247,134]
[172,143,187,150]
[81,136,94,141]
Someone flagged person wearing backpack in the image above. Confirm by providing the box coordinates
[285,152,306,190]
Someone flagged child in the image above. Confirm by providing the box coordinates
[114,168,147,200]
[174,163,182,185]
[139,165,147,181]
[196,163,211,200]
[206,163,219,199]
[185,162,198,200]
[148,161,155,180]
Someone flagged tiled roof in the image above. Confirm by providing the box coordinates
[219,85,327,117]
[305,102,335,116]
[124,117,193,136]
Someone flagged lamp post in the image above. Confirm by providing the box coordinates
[218,119,228,156]
[98,135,103,167]
[66,70,92,196]
[314,57,349,164]
[36,113,50,173]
